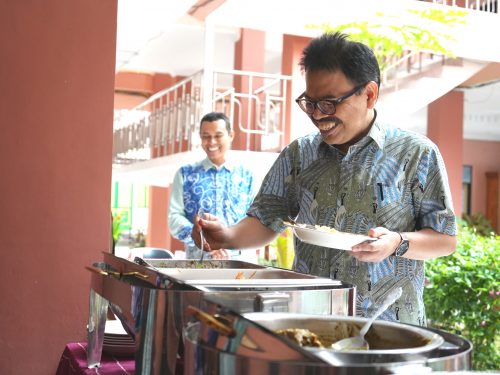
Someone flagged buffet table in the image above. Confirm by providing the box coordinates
[56,342,134,375]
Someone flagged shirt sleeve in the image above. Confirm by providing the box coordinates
[413,145,457,236]
[247,145,297,233]
[168,169,195,245]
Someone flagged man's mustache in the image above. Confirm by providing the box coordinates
[314,116,342,125]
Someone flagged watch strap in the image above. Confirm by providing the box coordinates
[393,232,409,257]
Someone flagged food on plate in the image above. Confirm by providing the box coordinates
[275,323,360,348]
[314,225,338,233]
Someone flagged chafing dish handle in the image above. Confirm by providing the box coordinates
[85,265,149,279]
[186,305,235,337]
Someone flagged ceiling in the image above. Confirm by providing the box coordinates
[114,0,500,141]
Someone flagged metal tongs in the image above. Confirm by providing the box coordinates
[198,207,206,263]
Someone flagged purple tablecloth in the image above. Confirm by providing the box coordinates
[56,342,135,375]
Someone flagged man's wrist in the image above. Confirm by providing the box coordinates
[393,232,410,257]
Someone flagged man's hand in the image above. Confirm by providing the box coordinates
[191,212,227,252]
[351,227,457,262]
[350,227,400,262]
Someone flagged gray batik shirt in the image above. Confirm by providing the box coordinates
[247,120,457,326]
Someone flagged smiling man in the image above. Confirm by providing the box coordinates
[168,112,256,260]
[192,33,457,326]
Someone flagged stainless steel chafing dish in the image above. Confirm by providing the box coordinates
[86,253,356,375]
[183,308,473,374]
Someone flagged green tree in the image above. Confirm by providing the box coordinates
[424,220,499,370]
[312,8,467,71]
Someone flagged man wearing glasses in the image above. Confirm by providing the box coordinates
[193,32,457,325]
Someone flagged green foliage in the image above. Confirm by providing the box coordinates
[424,221,500,370]
[112,212,126,243]
[311,7,467,71]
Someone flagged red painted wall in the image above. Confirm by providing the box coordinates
[0,1,117,373]
[233,28,266,151]
[463,139,500,221]
[282,34,312,145]
[428,91,464,215]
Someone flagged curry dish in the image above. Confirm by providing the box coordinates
[275,322,360,348]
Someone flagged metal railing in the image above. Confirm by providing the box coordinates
[113,71,203,164]
[212,69,291,151]
[113,0,496,165]
[113,70,291,164]
[381,51,449,92]
[431,0,498,13]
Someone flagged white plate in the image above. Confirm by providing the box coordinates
[284,222,375,250]
[105,319,128,335]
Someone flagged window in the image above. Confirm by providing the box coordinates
[462,165,472,216]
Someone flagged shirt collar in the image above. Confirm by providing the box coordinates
[201,157,234,172]
[353,110,385,151]
[319,110,386,155]
[366,113,386,150]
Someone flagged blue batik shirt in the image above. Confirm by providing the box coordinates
[247,119,457,326]
[169,157,256,258]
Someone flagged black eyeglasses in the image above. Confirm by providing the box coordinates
[295,83,368,115]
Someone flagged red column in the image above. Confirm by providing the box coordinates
[427,90,464,216]
[147,186,169,249]
[233,28,266,151]
[281,34,311,145]
[1,1,117,373]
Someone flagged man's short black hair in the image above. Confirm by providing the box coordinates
[300,32,381,89]
[200,112,232,133]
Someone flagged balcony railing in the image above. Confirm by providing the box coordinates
[113,70,291,164]
[113,0,497,166]
[431,0,498,13]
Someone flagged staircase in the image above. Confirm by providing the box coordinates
[378,57,487,122]
[112,1,500,186]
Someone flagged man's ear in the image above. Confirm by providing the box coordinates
[365,81,379,109]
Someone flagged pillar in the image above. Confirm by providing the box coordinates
[281,34,312,144]
[232,28,266,150]
[0,1,117,373]
[427,90,464,216]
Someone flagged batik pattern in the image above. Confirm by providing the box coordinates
[170,159,255,258]
[248,121,457,325]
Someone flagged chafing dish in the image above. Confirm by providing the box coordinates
[86,253,356,374]
[183,309,472,374]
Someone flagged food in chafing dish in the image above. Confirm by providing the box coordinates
[275,328,323,347]
[155,260,226,269]
[275,322,360,348]
[235,270,257,279]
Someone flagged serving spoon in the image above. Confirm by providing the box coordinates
[198,207,206,263]
[331,287,403,351]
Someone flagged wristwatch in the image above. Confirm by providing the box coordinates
[393,232,409,257]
